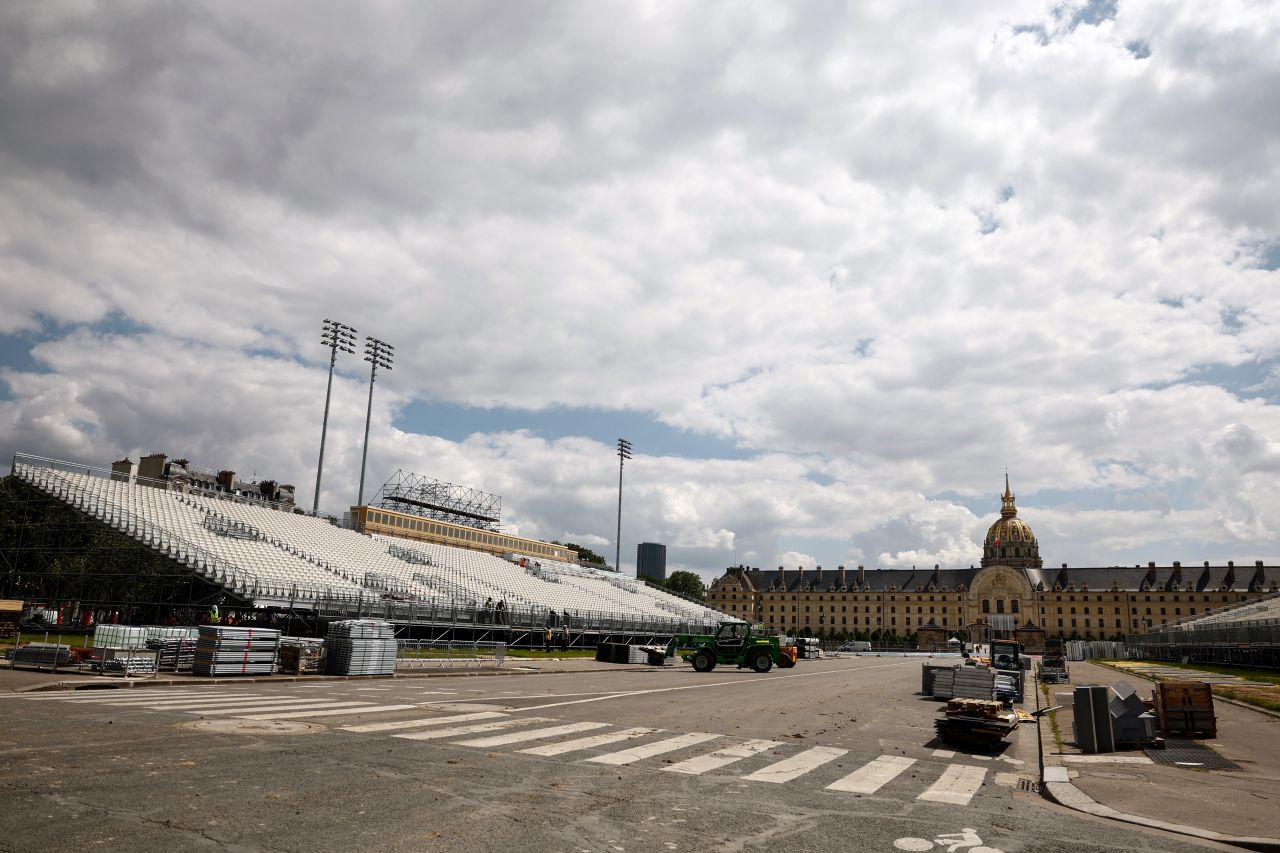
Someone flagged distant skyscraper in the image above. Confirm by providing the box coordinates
[636,542,667,582]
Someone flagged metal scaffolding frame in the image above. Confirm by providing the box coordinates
[373,469,502,530]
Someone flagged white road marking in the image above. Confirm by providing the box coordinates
[27,691,245,703]
[918,764,986,805]
[341,711,508,733]
[931,749,955,758]
[587,732,721,766]
[237,704,417,720]
[509,662,914,714]
[186,701,372,716]
[454,722,609,748]
[741,746,848,784]
[394,718,554,741]
[518,727,660,757]
[663,739,781,775]
[826,755,916,794]
[121,697,319,709]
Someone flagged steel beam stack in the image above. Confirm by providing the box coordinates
[324,619,396,676]
[192,625,281,676]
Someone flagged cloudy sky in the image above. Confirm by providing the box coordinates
[2,1,1279,581]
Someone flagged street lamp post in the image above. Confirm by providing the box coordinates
[313,319,357,515]
[357,336,395,507]
[614,438,632,574]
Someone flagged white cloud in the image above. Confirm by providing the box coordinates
[2,2,1279,578]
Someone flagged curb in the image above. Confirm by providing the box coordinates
[11,664,624,692]
[1042,777,1280,852]
[1037,664,1280,851]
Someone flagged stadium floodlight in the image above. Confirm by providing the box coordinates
[313,319,358,515]
[357,336,395,507]
[615,438,633,574]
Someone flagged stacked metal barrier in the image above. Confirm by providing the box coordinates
[11,643,74,668]
[193,625,281,676]
[325,619,397,676]
[147,637,196,671]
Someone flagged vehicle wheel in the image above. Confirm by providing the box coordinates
[777,655,795,668]
[751,650,773,673]
[691,649,717,672]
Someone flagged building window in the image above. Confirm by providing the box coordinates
[1012,600,1019,613]
[982,599,991,614]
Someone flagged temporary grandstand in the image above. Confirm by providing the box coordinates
[1127,590,1280,668]
[6,454,724,642]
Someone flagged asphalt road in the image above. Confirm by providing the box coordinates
[0,658,1238,853]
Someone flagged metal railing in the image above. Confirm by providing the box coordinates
[397,639,506,669]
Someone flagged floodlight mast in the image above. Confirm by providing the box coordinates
[357,336,395,507]
[313,319,357,515]
[615,438,632,574]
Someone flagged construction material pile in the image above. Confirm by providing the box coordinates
[927,664,996,701]
[147,638,195,671]
[994,672,1021,703]
[278,637,325,674]
[934,698,1018,745]
[324,620,396,676]
[94,624,198,649]
[192,625,281,676]
[102,655,157,676]
[10,643,74,669]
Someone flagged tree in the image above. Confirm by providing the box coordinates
[664,570,706,602]
[553,541,606,565]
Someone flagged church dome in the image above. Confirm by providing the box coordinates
[981,476,1042,568]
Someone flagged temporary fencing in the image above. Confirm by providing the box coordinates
[397,639,507,670]
[325,619,397,676]
[192,625,281,676]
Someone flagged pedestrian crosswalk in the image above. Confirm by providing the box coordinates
[14,688,1006,806]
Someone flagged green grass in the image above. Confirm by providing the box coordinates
[1102,658,1280,686]
[1040,678,1065,753]
[1,631,94,650]
[1215,687,1280,712]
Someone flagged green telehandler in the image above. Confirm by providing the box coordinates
[665,621,796,673]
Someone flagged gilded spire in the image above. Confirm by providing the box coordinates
[1001,473,1017,518]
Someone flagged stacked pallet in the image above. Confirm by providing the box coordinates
[1153,681,1216,738]
[953,666,996,700]
[192,625,281,676]
[931,668,956,699]
[922,664,952,695]
[935,698,1018,745]
[324,620,396,676]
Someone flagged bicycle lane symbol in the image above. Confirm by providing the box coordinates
[893,827,1004,853]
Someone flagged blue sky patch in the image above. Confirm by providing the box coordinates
[393,400,753,460]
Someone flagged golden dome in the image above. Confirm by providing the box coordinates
[981,475,1042,568]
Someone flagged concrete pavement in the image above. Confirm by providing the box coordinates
[1037,658,1280,850]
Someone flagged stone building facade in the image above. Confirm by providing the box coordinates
[706,479,1279,643]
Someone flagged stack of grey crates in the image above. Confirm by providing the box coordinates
[325,620,397,676]
[952,666,996,700]
[1109,681,1157,744]
[193,625,281,676]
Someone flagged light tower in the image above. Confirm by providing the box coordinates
[313,319,357,514]
[614,438,632,573]
[357,336,394,507]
